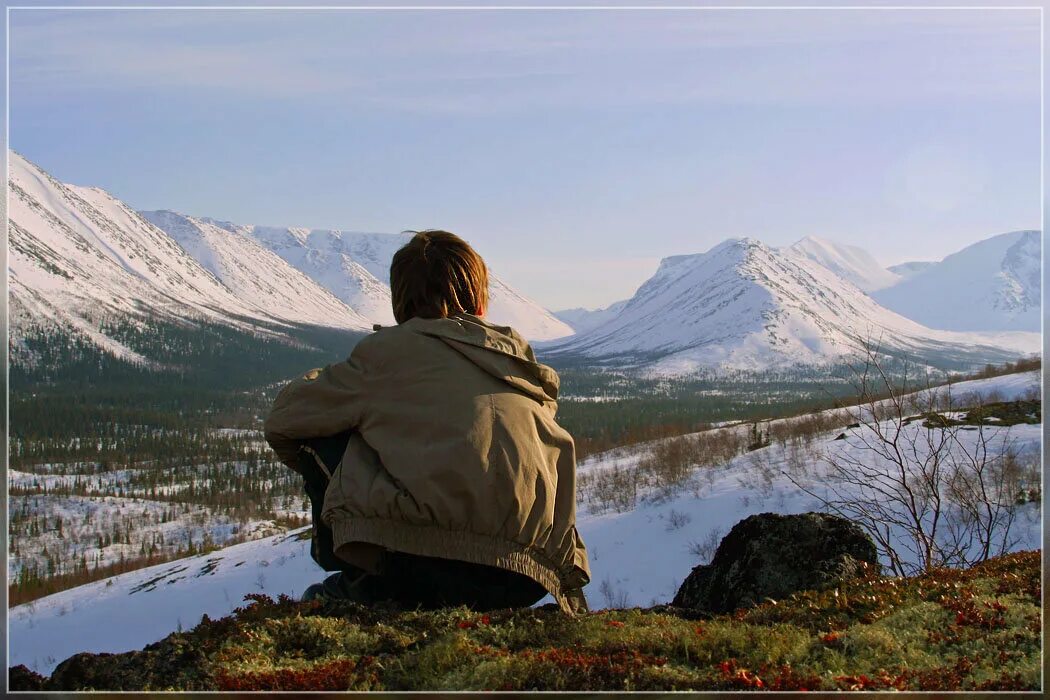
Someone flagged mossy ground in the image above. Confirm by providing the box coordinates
[13,550,1042,691]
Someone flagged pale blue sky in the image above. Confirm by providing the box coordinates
[9,5,1042,309]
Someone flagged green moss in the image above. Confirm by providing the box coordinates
[21,550,1042,692]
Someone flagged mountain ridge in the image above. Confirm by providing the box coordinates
[785,235,901,292]
[545,237,1038,373]
[150,215,576,340]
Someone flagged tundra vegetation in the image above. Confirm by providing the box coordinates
[11,550,1041,691]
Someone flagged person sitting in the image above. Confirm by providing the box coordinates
[264,230,590,614]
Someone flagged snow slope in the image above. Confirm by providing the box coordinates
[8,371,1041,675]
[203,223,404,326]
[546,238,1038,373]
[194,219,575,340]
[138,211,367,330]
[487,276,578,341]
[786,236,901,292]
[872,230,1041,332]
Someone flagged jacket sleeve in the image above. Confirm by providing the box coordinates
[264,347,371,472]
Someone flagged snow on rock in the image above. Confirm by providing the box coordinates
[546,238,1039,372]
[873,230,1041,332]
[217,223,407,326]
[785,235,901,292]
[9,155,245,327]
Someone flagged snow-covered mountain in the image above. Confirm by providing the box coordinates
[785,236,901,292]
[199,222,405,326]
[9,370,1041,675]
[137,211,372,329]
[554,300,629,334]
[486,276,577,340]
[7,153,369,369]
[545,238,1038,373]
[887,260,935,279]
[872,231,1041,333]
[161,217,576,340]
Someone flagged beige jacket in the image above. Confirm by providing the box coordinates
[264,313,590,613]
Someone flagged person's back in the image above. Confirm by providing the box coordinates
[264,231,590,613]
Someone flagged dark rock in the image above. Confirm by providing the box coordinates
[9,664,47,691]
[49,652,130,691]
[672,512,879,612]
[46,633,210,691]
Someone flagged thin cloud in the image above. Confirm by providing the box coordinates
[10,8,1039,112]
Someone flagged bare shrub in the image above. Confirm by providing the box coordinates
[695,428,747,467]
[665,508,692,532]
[578,465,640,514]
[736,451,777,499]
[598,576,630,609]
[786,338,1037,577]
[783,440,817,481]
[687,526,724,564]
[637,436,696,496]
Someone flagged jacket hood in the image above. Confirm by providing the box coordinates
[407,313,560,403]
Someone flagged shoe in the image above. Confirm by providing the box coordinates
[301,582,327,602]
[301,572,372,603]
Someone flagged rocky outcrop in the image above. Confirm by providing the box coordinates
[672,512,879,612]
[12,629,216,691]
[8,664,47,691]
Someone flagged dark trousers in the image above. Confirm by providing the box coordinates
[297,433,547,611]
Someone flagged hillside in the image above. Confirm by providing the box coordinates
[10,549,1041,691]
[9,369,1039,677]
[872,230,1040,332]
[8,152,370,386]
[137,210,364,328]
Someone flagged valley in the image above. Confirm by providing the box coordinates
[6,149,1043,684]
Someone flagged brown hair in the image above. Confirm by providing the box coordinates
[390,230,489,324]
